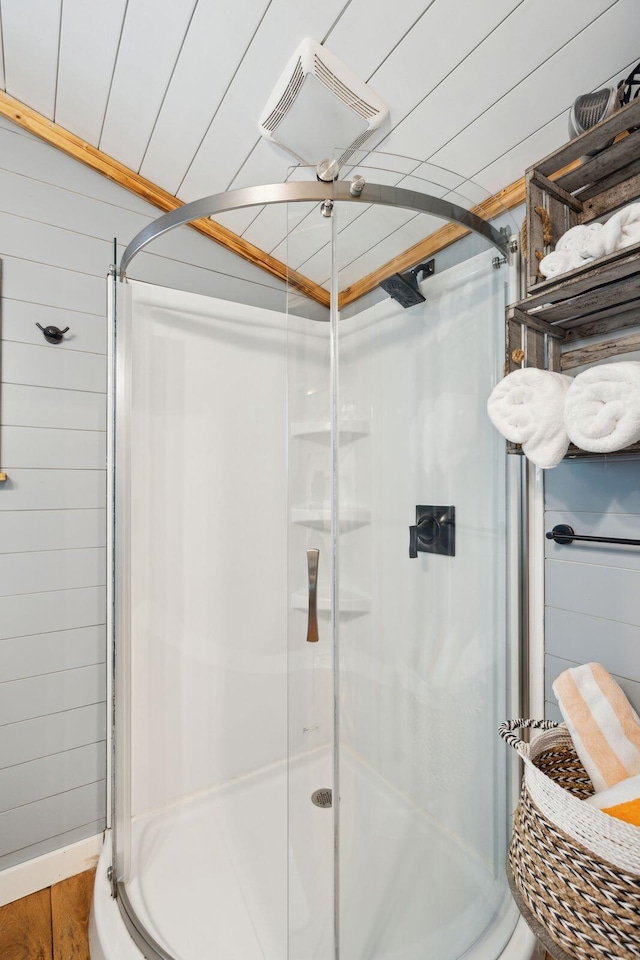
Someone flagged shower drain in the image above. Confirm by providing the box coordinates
[311,788,332,808]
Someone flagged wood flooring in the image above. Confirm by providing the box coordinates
[0,869,95,960]
[0,869,552,960]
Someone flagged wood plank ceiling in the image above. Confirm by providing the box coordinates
[0,0,637,298]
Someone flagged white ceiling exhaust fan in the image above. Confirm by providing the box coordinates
[258,38,389,174]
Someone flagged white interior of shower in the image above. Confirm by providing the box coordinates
[111,248,520,960]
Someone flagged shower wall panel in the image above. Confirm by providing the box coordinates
[339,254,506,813]
[124,282,292,818]
[336,252,514,959]
[286,316,336,760]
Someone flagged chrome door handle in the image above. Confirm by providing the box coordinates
[306,549,319,643]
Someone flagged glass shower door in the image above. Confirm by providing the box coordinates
[335,244,519,959]
[284,180,519,960]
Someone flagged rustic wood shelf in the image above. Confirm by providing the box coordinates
[524,97,640,293]
[504,97,640,461]
[508,440,640,459]
[564,441,640,459]
[522,239,640,319]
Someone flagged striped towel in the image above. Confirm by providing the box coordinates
[552,662,640,792]
[585,772,640,826]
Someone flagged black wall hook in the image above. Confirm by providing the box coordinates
[36,323,69,344]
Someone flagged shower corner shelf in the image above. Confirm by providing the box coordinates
[505,96,640,460]
[291,590,371,619]
[291,504,372,533]
[291,420,370,444]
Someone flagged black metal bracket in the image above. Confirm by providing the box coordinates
[410,259,435,283]
[409,505,455,558]
[546,523,640,547]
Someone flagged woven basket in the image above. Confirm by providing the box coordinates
[499,719,640,960]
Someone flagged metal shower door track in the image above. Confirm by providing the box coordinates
[119,180,510,279]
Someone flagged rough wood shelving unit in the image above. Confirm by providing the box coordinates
[506,96,640,459]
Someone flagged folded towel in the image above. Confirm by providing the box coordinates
[585,772,640,826]
[538,248,590,279]
[604,202,640,252]
[556,222,609,259]
[540,205,640,281]
[564,361,640,453]
[553,662,640,792]
[486,368,573,468]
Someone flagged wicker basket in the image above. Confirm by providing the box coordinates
[499,719,640,960]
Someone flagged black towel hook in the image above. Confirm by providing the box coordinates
[36,323,69,344]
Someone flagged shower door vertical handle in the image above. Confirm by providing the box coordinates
[306,549,319,643]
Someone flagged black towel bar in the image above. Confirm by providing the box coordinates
[546,523,640,547]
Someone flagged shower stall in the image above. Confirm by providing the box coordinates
[90,159,540,960]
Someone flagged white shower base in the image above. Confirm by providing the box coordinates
[90,751,541,960]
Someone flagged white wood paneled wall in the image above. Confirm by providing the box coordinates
[0,117,289,872]
[544,460,640,722]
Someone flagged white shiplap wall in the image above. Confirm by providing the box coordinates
[544,459,640,722]
[0,116,289,871]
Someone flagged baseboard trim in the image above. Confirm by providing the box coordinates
[0,832,103,907]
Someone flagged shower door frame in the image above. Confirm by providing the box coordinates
[109,178,524,960]
[118,179,511,276]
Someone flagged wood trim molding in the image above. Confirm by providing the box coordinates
[0,91,330,307]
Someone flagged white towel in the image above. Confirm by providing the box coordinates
[564,361,640,453]
[541,206,640,280]
[487,368,573,468]
[538,248,589,279]
[604,202,640,251]
[556,222,609,259]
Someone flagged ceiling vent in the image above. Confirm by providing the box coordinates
[258,38,389,169]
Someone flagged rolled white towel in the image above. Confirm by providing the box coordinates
[539,248,589,279]
[605,202,640,252]
[556,221,608,259]
[564,362,640,453]
[487,368,573,468]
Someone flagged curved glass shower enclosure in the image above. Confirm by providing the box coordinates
[106,158,525,960]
